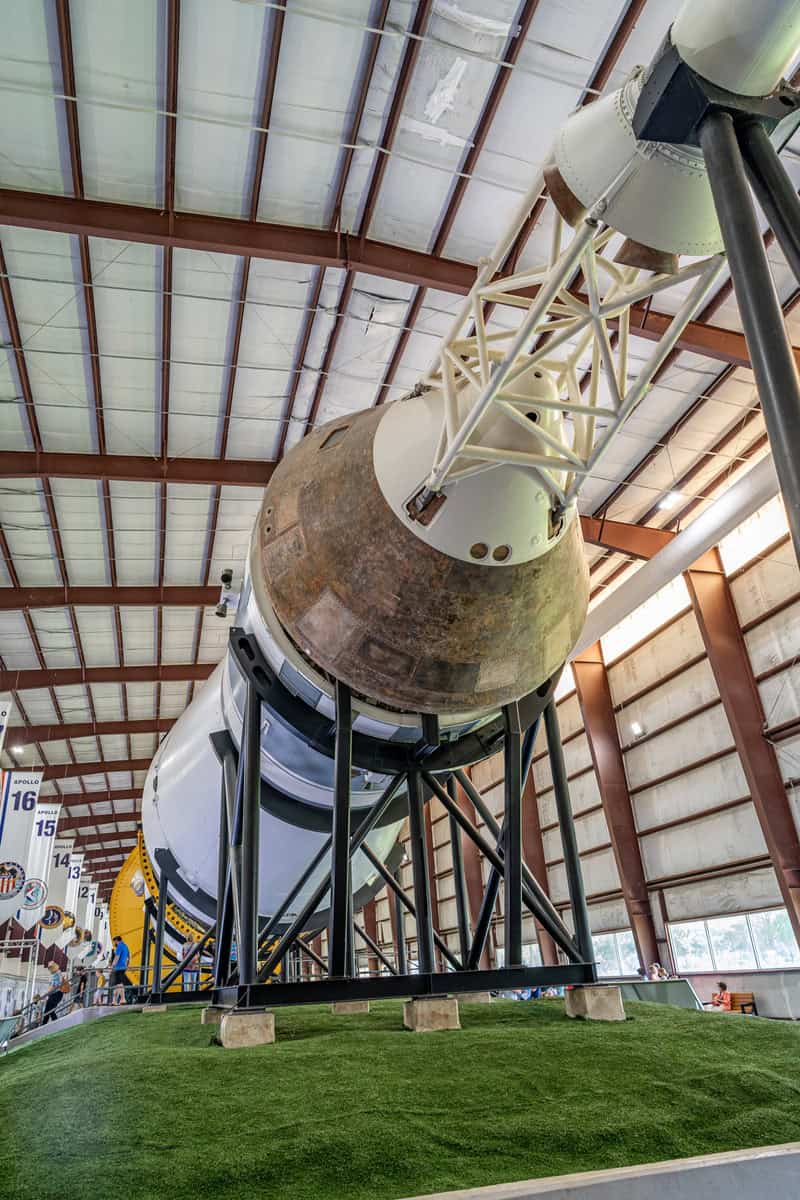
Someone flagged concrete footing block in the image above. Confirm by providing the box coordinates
[200,1005,227,1026]
[219,1009,275,1048]
[565,985,625,1022]
[331,1000,370,1015]
[460,991,493,1004]
[142,1004,168,1013]
[403,996,460,1032]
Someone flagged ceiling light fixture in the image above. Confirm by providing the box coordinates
[630,721,643,738]
[658,492,682,510]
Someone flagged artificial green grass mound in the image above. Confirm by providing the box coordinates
[3,999,800,1200]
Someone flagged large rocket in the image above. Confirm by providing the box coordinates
[136,0,800,934]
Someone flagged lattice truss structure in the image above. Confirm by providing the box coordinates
[420,176,725,513]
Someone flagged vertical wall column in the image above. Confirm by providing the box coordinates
[573,642,659,969]
[363,899,380,976]
[521,768,558,966]
[685,550,800,943]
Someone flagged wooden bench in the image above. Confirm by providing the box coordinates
[729,991,758,1015]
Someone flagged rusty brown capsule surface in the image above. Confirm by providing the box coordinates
[252,404,589,715]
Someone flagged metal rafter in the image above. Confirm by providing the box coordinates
[11,717,174,746]
[0,451,273,486]
[38,757,150,782]
[0,586,218,610]
[0,663,214,691]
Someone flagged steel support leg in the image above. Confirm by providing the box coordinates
[699,110,800,565]
[393,874,408,975]
[151,879,168,996]
[345,886,355,978]
[407,771,435,974]
[214,767,233,987]
[544,701,595,975]
[503,703,524,968]
[139,901,151,991]
[238,681,262,985]
[738,117,800,285]
[329,680,353,977]
[447,778,471,965]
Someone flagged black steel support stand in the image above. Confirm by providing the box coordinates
[258,839,330,951]
[360,842,462,971]
[447,777,471,964]
[503,702,523,968]
[297,938,326,975]
[329,680,353,977]
[354,921,396,975]
[406,771,435,975]
[238,680,262,985]
[425,770,580,961]
[256,772,407,981]
[544,701,595,976]
[393,873,408,974]
[214,767,233,987]
[139,900,152,991]
[151,877,168,997]
[699,109,800,564]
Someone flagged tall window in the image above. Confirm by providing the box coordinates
[591,929,639,977]
[669,908,800,973]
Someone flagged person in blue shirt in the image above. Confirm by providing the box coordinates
[110,936,131,1006]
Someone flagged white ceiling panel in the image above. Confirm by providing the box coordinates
[70,0,160,205]
[0,1,66,195]
[119,605,157,664]
[164,484,213,585]
[176,0,269,217]
[110,480,158,586]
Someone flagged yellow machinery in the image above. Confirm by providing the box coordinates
[108,831,212,992]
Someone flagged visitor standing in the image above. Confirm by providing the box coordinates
[42,962,66,1024]
[110,935,131,1006]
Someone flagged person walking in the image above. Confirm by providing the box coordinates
[42,962,67,1024]
[110,935,131,1006]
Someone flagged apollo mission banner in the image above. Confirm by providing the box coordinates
[38,837,76,948]
[16,801,61,931]
[58,849,84,948]
[0,770,44,922]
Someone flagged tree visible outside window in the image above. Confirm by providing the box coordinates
[591,930,639,977]
[669,908,800,973]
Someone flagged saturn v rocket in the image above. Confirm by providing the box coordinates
[129,0,800,938]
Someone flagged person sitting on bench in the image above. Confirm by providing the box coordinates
[709,981,732,1011]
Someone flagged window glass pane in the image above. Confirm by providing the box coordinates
[615,930,640,976]
[523,942,542,967]
[706,914,757,971]
[749,909,800,968]
[669,920,713,972]
[592,933,619,977]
